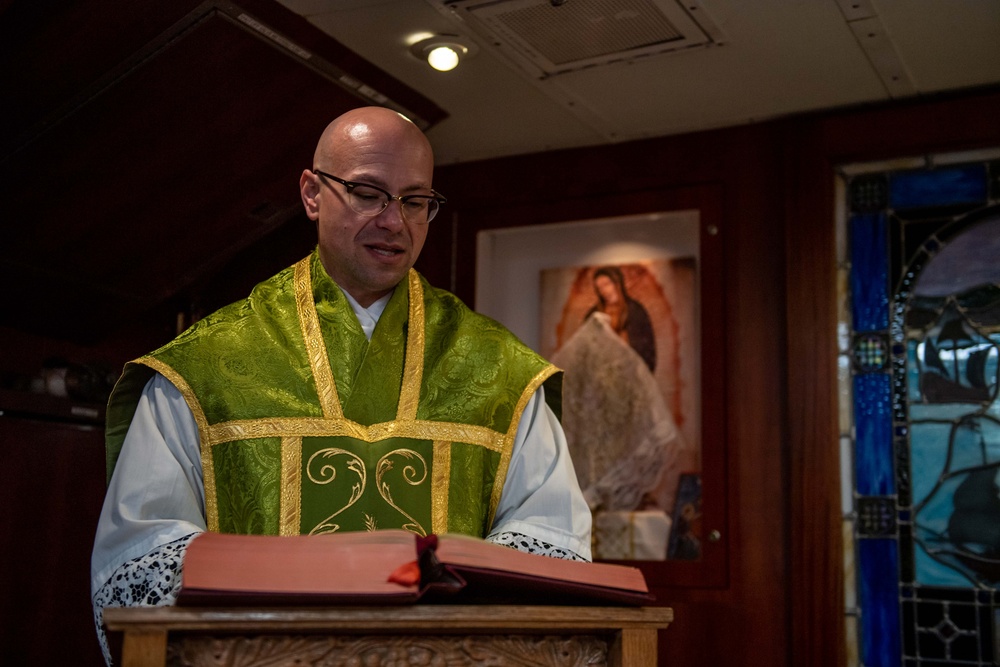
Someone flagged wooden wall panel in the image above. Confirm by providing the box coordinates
[0,411,108,666]
[782,117,844,667]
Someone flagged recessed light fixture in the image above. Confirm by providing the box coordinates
[409,35,478,72]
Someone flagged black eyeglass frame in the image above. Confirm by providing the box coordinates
[312,169,447,223]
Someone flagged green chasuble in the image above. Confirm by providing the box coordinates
[105,250,560,539]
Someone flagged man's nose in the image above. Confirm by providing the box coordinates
[374,198,407,229]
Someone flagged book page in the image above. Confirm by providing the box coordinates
[183,530,420,596]
[435,534,648,593]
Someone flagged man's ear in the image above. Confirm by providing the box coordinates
[299,170,320,220]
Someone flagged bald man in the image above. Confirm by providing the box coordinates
[91,108,591,664]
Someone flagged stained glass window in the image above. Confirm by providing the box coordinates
[839,150,1000,667]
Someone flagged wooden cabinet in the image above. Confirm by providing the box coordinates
[0,390,108,666]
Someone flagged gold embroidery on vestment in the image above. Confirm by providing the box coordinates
[487,365,560,528]
[396,270,424,422]
[376,449,428,536]
[206,418,506,451]
[137,356,220,532]
[432,440,451,534]
[280,436,302,536]
[306,447,367,535]
[295,257,342,420]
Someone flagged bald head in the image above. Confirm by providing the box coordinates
[314,107,434,174]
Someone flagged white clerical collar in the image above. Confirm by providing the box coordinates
[340,287,393,341]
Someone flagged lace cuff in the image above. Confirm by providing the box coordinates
[92,533,197,666]
[487,530,589,562]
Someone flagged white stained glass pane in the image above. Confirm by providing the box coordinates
[837,268,851,353]
[838,355,853,436]
[840,434,855,517]
[843,517,857,610]
[844,613,859,667]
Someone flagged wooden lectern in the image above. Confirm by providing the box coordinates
[103,604,673,666]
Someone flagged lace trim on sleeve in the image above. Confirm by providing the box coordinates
[487,530,589,562]
[92,533,197,666]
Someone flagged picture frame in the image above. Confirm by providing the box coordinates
[477,211,704,562]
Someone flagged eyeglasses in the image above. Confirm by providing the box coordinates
[313,170,446,223]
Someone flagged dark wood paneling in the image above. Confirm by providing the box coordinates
[0,0,206,137]
[1,0,445,345]
[0,409,108,666]
[782,116,844,667]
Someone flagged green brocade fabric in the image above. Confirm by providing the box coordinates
[105,249,559,539]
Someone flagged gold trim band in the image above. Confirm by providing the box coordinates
[487,364,560,527]
[206,416,506,452]
[136,356,220,532]
[295,257,343,420]
[280,436,303,535]
[396,270,425,421]
[431,440,451,534]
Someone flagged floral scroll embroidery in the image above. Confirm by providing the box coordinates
[307,448,366,535]
[305,448,429,536]
[377,449,428,537]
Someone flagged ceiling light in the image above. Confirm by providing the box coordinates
[409,35,477,72]
[427,45,460,72]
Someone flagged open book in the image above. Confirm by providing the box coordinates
[177,530,653,607]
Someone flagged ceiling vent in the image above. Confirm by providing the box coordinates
[436,0,725,78]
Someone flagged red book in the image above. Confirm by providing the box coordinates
[177,530,653,607]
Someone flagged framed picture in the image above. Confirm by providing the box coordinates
[477,211,702,562]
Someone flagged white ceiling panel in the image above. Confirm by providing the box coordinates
[277,0,1000,163]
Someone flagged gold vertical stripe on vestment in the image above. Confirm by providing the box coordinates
[487,365,560,529]
[396,270,425,422]
[280,436,303,535]
[294,257,343,420]
[432,440,451,534]
[137,356,220,532]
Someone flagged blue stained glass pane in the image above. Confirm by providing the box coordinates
[889,164,987,210]
[850,213,889,332]
[854,373,894,496]
[859,539,901,667]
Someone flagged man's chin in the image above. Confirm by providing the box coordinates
[364,266,411,293]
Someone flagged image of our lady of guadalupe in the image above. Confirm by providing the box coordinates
[542,260,700,560]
